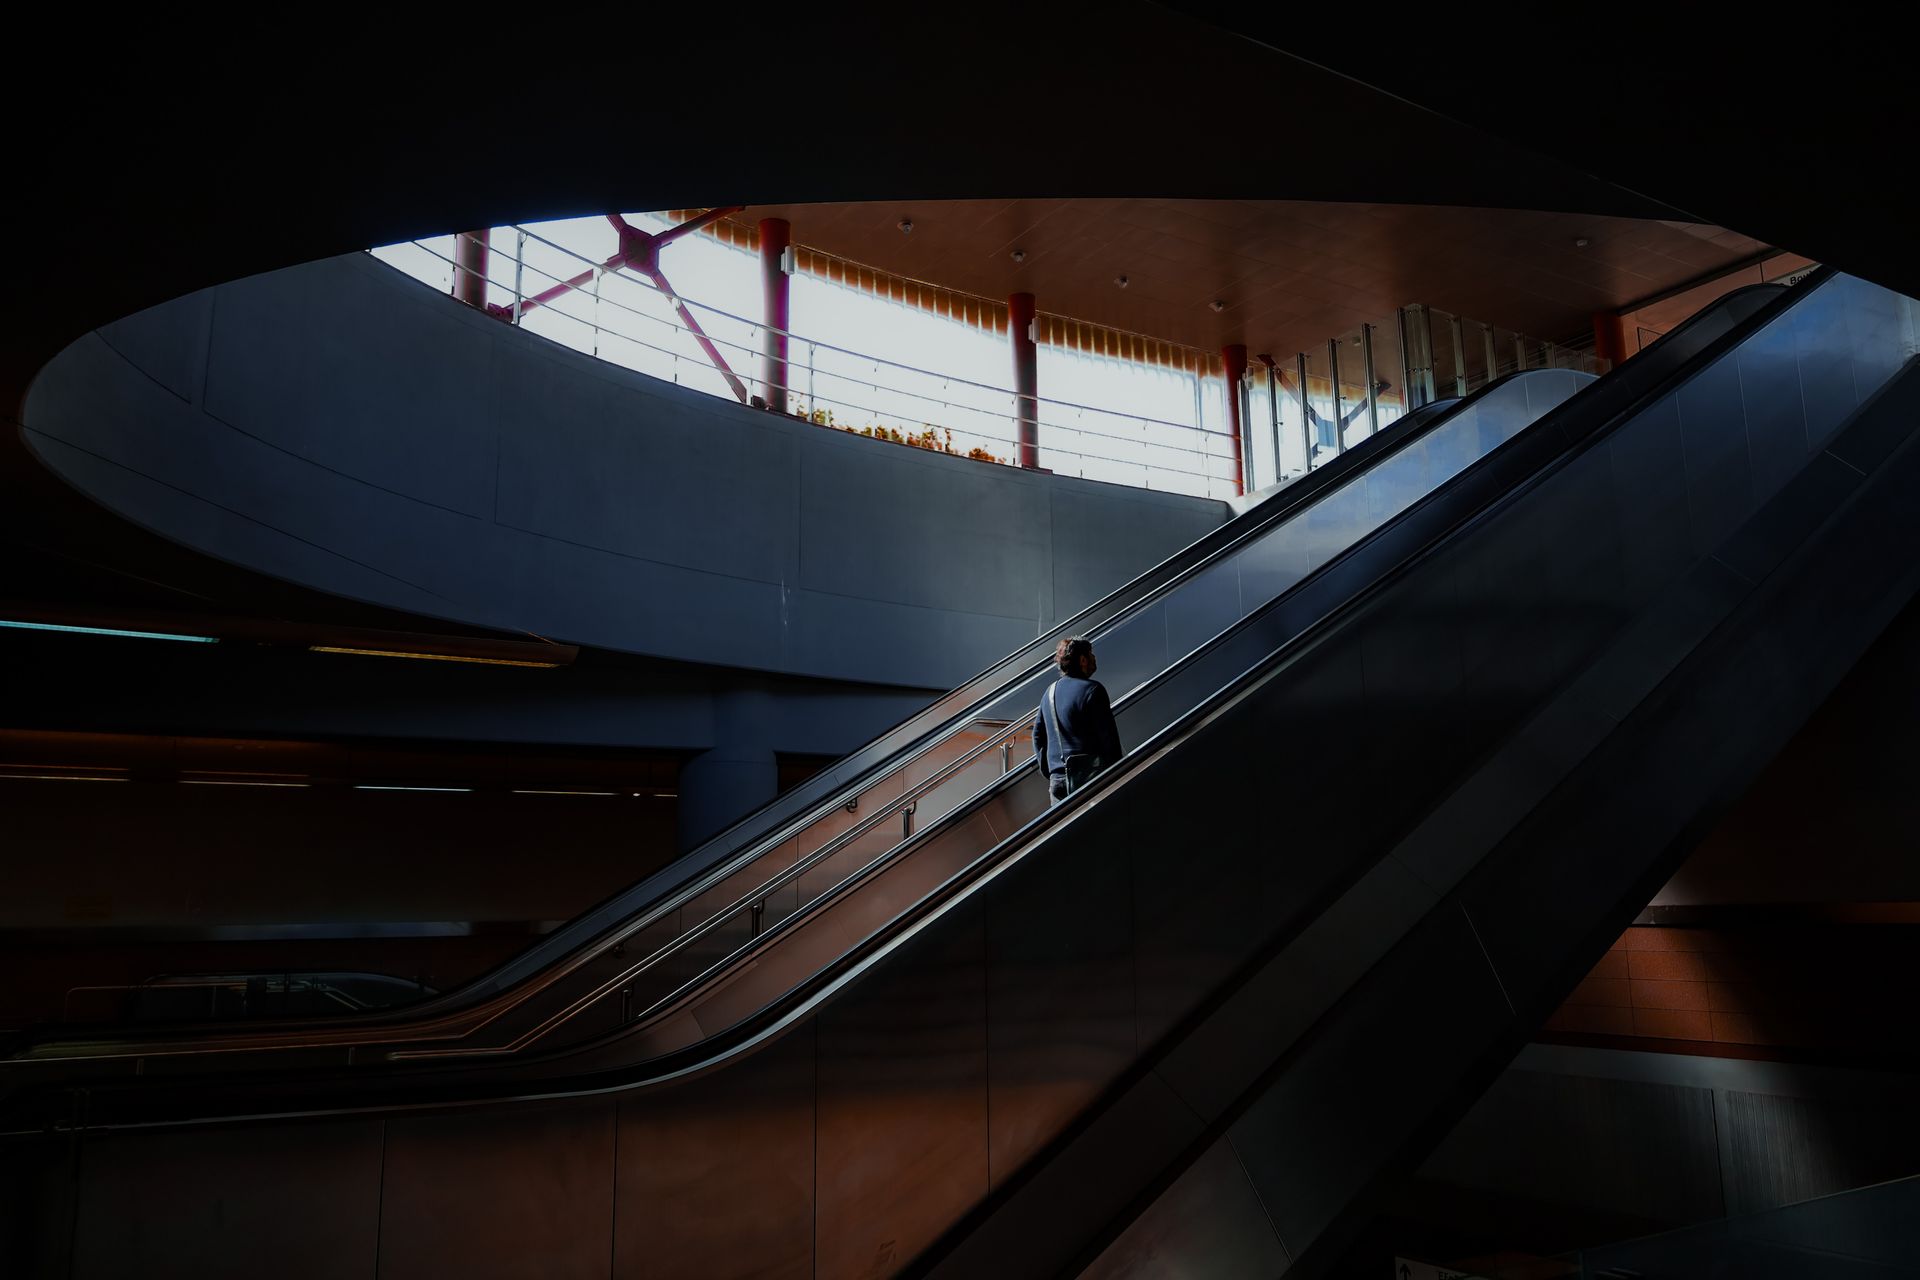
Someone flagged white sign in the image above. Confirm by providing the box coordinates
[1395,1259,1489,1280]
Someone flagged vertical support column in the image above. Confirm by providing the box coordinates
[511,228,526,324]
[1295,353,1311,470]
[1327,338,1344,456]
[759,218,792,412]
[453,229,490,309]
[1009,292,1039,469]
[1450,314,1468,395]
[1257,354,1281,480]
[1221,344,1249,497]
[1419,307,1439,403]
[1361,324,1380,438]
[1592,310,1630,368]
[677,687,778,853]
[1396,308,1421,411]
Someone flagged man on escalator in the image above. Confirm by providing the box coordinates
[1033,636,1123,806]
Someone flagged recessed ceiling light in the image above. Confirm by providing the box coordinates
[1575,237,1590,247]
[898,218,913,234]
[1210,300,1226,312]
[1114,275,1129,288]
[1011,249,1027,263]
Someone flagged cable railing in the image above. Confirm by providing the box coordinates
[375,228,1245,498]
[374,220,1608,504]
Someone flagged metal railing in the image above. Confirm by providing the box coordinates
[1238,306,1609,489]
[376,223,1604,505]
[376,226,1247,499]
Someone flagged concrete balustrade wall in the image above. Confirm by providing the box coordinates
[21,252,1229,692]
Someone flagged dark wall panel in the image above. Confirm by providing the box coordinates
[71,1119,382,1280]
[378,1099,616,1280]
[614,1025,817,1280]
[814,906,989,1278]
[1081,1138,1289,1279]
[1420,1068,1723,1225]
[1723,1089,1920,1216]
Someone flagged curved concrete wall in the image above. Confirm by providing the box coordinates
[21,253,1227,690]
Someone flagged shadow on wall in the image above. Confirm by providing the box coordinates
[21,253,1228,690]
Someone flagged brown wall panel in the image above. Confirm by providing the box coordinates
[614,1024,817,1280]
[813,907,989,1279]
[378,1099,615,1280]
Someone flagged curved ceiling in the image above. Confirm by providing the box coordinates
[7,6,1914,628]
[1181,9,1920,301]
[5,4,1670,413]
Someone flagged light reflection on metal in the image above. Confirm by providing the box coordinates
[0,773,129,782]
[180,780,310,788]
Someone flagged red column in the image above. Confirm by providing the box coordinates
[759,218,792,413]
[453,229,490,309]
[1592,310,1631,367]
[1009,293,1039,468]
[1222,343,1248,497]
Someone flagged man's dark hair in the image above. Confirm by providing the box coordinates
[1056,636,1093,674]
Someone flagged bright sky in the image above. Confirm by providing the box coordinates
[371,213,1428,498]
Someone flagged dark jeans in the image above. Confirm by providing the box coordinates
[1048,753,1102,806]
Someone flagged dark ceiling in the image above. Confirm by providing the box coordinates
[3,4,1672,415]
[721,199,1765,357]
[6,5,1916,629]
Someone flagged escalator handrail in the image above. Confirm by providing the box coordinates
[416,369,1611,997]
[1,277,1818,1116]
[0,374,1570,1066]
[536,281,1808,1062]
[507,294,1778,985]
[6,288,1789,1070]
[519,273,1830,1084]
[453,286,1784,1030]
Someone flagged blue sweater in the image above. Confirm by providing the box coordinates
[1031,675,1123,776]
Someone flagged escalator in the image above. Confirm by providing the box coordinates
[0,331,1622,1091]
[8,271,1916,1280]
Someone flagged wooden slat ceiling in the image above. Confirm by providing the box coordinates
[704,199,1768,364]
